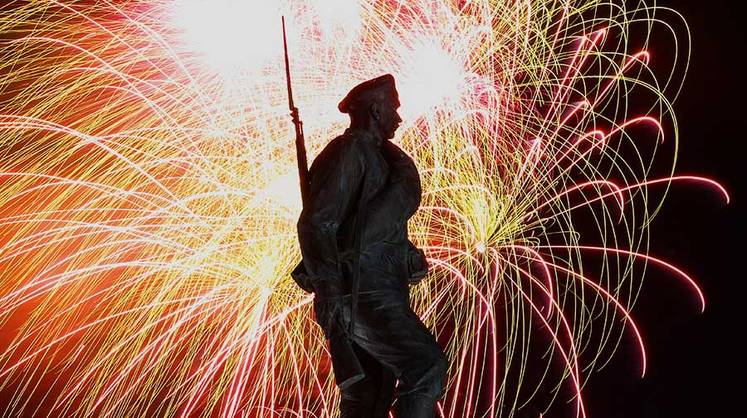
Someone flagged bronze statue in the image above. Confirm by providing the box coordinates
[295,74,449,418]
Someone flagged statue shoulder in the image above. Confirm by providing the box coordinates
[310,133,364,174]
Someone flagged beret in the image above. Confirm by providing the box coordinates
[338,74,396,113]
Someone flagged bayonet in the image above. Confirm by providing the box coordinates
[282,16,309,205]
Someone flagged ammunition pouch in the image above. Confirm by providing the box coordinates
[406,241,429,285]
[290,261,315,293]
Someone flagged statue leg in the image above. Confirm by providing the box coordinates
[345,302,449,418]
[338,339,397,418]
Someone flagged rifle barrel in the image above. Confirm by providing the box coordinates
[282,16,294,111]
[281,16,309,206]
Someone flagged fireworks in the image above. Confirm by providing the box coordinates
[0,1,728,417]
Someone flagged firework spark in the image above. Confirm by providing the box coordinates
[0,1,728,417]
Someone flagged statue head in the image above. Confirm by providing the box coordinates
[338,74,402,140]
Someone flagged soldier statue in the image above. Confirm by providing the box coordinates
[296,74,449,418]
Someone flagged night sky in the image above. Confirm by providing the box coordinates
[583,1,743,417]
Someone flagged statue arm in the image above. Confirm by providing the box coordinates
[297,141,364,286]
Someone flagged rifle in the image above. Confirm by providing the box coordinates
[282,16,309,206]
[282,16,365,390]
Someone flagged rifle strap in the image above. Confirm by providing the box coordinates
[347,196,367,339]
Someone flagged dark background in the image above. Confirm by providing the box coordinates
[584,1,744,417]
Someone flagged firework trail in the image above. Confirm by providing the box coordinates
[0,1,728,417]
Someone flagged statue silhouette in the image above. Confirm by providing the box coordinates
[296,74,448,418]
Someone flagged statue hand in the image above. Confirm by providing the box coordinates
[407,246,429,285]
[313,298,346,340]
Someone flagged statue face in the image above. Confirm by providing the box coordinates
[375,89,402,140]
